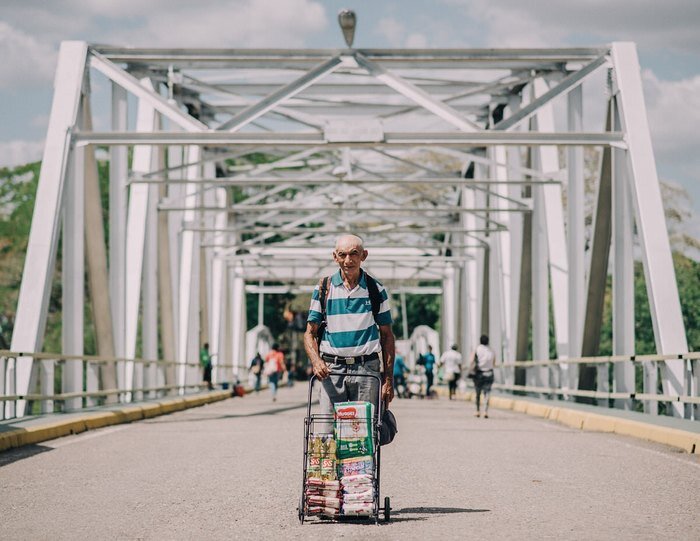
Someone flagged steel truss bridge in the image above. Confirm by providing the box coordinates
[2,41,698,421]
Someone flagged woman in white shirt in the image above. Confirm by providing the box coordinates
[468,335,495,418]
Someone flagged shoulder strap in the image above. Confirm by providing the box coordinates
[363,271,382,321]
[319,276,329,320]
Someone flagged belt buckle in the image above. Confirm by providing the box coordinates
[344,356,355,365]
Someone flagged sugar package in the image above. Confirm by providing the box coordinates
[342,501,375,516]
[343,489,374,503]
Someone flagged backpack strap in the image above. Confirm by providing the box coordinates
[319,276,329,319]
[315,276,329,342]
[363,270,382,322]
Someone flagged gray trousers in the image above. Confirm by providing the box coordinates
[317,358,381,433]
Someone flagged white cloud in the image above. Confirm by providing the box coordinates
[376,18,406,48]
[445,0,700,52]
[0,22,56,88]
[1,1,328,49]
[112,0,327,48]
[0,139,45,168]
[405,33,428,49]
[643,70,700,163]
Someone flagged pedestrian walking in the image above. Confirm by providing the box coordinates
[249,352,264,392]
[303,234,396,420]
[265,343,286,402]
[393,353,409,398]
[421,345,436,397]
[200,343,214,390]
[438,344,463,400]
[468,335,496,418]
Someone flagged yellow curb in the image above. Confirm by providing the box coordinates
[447,387,699,454]
[0,390,242,453]
[512,401,528,414]
[115,405,146,423]
[524,402,551,418]
[580,412,616,433]
[159,399,186,414]
[140,403,163,419]
[82,412,118,430]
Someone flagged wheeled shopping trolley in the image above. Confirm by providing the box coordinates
[298,372,390,524]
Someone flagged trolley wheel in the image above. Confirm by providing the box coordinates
[384,496,391,522]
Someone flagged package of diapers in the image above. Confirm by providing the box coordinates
[334,401,375,460]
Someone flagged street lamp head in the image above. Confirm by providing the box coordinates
[338,9,356,48]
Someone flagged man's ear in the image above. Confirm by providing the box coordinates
[361,249,368,261]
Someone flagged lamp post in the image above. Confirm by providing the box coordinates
[338,9,356,48]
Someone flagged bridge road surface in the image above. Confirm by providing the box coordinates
[1,383,698,540]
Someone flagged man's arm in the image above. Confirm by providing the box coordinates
[379,324,395,403]
[304,321,330,380]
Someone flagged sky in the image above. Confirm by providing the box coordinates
[1,0,699,227]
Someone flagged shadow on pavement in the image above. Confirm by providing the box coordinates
[142,401,310,424]
[302,507,490,525]
[0,444,53,467]
[393,506,490,516]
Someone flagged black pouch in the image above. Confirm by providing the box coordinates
[379,408,398,445]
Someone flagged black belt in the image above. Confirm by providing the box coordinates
[321,352,379,365]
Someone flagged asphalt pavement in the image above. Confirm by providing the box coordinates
[1,382,698,540]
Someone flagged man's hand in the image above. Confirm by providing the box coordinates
[381,380,394,404]
[304,321,329,380]
[311,358,330,380]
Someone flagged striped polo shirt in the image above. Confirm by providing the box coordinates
[307,269,392,357]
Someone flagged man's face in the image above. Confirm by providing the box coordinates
[333,241,367,278]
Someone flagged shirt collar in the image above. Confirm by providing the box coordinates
[331,268,367,289]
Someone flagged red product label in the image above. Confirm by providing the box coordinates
[336,407,358,420]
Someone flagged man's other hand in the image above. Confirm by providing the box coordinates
[381,380,394,403]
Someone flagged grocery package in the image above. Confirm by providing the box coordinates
[306,435,337,480]
[342,502,375,516]
[340,473,375,516]
[306,478,340,490]
[338,456,374,477]
[307,495,341,509]
[307,505,340,518]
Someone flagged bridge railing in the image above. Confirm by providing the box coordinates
[0,350,239,420]
[493,351,700,419]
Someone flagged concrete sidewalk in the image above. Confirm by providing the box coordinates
[437,386,700,454]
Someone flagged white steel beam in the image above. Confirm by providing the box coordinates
[532,78,569,367]
[177,146,202,392]
[494,55,607,131]
[10,41,88,417]
[567,85,585,388]
[612,99,635,410]
[442,264,457,351]
[490,145,512,365]
[611,43,688,416]
[75,130,625,147]
[218,55,342,131]
[62,106,85,412]
[355,53,480,132]
[230,265,247,377]
[142,118,162,399]
[124,78,158,400]
[110,82,128,395]
[89,51,208,132]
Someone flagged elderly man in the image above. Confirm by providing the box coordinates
[304,234,396,420]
